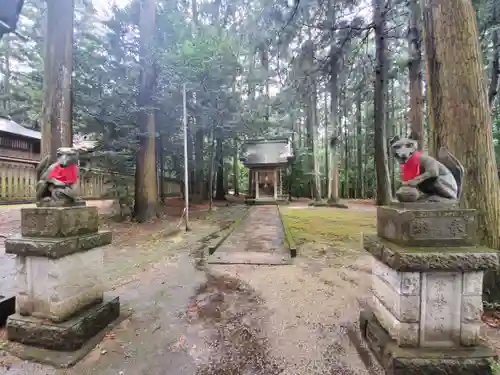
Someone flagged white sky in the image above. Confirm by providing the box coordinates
[93,0,131,16]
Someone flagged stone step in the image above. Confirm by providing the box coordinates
[207,251,291,265]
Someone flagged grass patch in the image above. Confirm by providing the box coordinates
[281,207,376,246]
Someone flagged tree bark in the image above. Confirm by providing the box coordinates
[41,0,74,161]
[134,0,158,222]
[373,0,392,205]
[408,0,425,148]
[422,0,500,249]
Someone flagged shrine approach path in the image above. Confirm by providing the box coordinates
[1,203,382,375]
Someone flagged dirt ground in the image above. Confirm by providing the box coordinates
[0,201,499,374]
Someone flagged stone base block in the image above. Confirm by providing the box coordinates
[21,206,99,238]
[7,296,120,351]
[377,204,477,247]
[359,310,496,375]
[14,246,105,322]
[5,230,112,258]
[0,295,15,327]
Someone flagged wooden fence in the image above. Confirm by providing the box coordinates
[0,159,181,203]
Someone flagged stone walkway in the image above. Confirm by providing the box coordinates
[208,205,290,265]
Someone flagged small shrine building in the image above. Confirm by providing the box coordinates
[240,137,294,202]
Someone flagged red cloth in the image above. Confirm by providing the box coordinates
[401,152,423,182]
[47,163,78,185]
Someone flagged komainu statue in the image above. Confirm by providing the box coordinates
[36,140,97,205]
[389,135,465,203]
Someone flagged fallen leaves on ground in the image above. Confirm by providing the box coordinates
[483,311,500,328]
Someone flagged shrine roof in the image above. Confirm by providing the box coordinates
[240,137,293,167]
[0,117,41,140]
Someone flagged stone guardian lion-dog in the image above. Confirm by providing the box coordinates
[389,135,465,203]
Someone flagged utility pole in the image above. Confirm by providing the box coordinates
[183,83,190,231]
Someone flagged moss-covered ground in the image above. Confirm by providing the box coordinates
[281,206,376,247]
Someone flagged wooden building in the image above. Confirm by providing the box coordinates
[0,117,40,163]
[240,138,294,203]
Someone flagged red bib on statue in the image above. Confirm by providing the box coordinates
[47,163,78,185]
[401,152,422,182]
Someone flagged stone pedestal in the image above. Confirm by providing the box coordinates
[360,202,499,374]
[4,204,120,354]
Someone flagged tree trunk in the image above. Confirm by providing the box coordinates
[41,0,74,161]
[2,35,10,112]
[373,0,392,205]
[342,90,349,198]
[208,130,216,210]
[488,8,499,107]
[422,0,500,249]
[356,89,363,199]
[158,134,165,202]
[233,139,239,196]
[134,0,158,222]
[214,132,226,200]
[260,45,270,121]
[303,41,321,201]
[193,126,204,203]
[324,91,329,197]
[389,78,396,194]
[328,58,340,202]
[408,0,425,148]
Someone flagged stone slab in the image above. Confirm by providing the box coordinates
[5,230,112,258]
[21,206,99,238]
[207,251,292,265]
[363,234,498,272]
[359,309,496,375]
[377,205,477,247]
[0,295,15,327]
[15,247,105,322]
[420,272,462,347]
[6,296,120,352]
